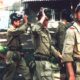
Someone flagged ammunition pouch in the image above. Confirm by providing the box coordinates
[12,51,22,62]
[25,53,36,73]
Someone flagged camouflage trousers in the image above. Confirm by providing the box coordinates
[75,61,80,80]
[35,61,60,80]
[3,50,31,80]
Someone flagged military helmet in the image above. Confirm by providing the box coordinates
[75,3,80,13]
[10,13,22,21]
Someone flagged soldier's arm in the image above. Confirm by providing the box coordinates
[66,62,75,80]
[62,28,75,79]
[32,23,42,36]
[8,15,30,36]
[32,23,41,31]
[57,22,66,52]
[62,28,75,62]
[32,8,47,33]
[8,24,29,36]
[51,46,62,59]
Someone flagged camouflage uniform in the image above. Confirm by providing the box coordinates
[3,24,31,80]
[62,22,80,80]
[32,23,61,80]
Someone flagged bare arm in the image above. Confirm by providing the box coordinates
[66,62,75,80]
[62,27,76,80]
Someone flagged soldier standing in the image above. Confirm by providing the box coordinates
[62,3,80,80]
[48,9,72,80]
[32,8,62,80]
[58,9,73,80]
[3,13,31,80]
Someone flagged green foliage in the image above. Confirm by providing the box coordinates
[0,45,8,54]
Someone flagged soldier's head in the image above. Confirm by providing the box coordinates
[60,9,72,22]
[75,3,80,22]
[10,13,22,28]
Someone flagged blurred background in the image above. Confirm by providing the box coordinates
[0,0,80,30]
[0,0,80,80]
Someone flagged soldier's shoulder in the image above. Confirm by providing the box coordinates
[7,25,16,32]
[32,22,41,31]
[66,26,75,35]
[69,26,75,29]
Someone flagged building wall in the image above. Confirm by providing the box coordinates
[23,0,79,21]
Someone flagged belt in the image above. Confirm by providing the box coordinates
[34,54,50,61]
[34,53,58,64]
[9,47,21,51]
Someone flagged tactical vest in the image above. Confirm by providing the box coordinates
[7,34,22,50]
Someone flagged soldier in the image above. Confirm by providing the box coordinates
[48,9,72,80]
[47,10,62,80]
[3,13,31,80]
[58,9,73,80]
[62,3,80,80]
[32,7,62,80]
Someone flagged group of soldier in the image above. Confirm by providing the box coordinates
[1,2,80,80]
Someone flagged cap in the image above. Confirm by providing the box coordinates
[10,13,22,21]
